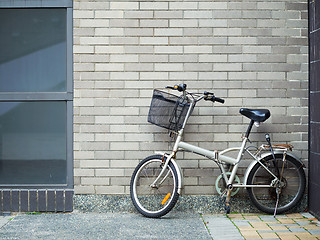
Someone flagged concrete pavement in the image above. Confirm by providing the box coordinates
[0,211,319,239]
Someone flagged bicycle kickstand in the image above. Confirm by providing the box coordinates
[273,188,280,218]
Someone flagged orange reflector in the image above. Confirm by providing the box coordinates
[161,193,171,205]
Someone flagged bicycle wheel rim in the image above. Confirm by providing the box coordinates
[248,156,305,213]
[132,159,177,215]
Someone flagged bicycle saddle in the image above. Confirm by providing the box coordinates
[240,108,270,122]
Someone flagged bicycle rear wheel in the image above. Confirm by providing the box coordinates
[247,154,306,214]
[130,155,179,218]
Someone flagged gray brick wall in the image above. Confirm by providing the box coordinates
[73,0,308,195]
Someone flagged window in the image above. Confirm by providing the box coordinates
[0,1,73,187]
[0,9,67,92]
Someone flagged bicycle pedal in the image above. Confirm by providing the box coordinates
[224,203,231,214]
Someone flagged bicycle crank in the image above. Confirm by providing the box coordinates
[215,172,240,197]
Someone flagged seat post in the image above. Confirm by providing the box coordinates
[245,120,254,138]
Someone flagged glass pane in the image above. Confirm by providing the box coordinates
[0,102,66,184]
[0,9,67,92]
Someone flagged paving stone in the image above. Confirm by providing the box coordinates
[296,220,312,226]
[259,231,278,239]
[288,227,308,232]
[301,213,315,219]
[203,214,244,240]
[308,229,320,235]
[232,220,251,226]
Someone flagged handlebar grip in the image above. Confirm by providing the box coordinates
[166,84,187,92]
[214,97,225,104]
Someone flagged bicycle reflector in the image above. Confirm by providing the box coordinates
[161,193,171,205]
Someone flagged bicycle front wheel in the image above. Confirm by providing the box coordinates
[247,154,306,214]
[130,155,179,218]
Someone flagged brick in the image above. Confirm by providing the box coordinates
[140,37,168,45]
[170,55,197,63]
[74,186,95,194]
[110,19,138,28]
[81,177,110,185]
[140,19,168,28]
[154,46,183,54]
[228,19,257,28]
[199,19,228,27]
[74,46,94,54]
[95,11,123,19]
[154,11,183,19]
[95,63,124,71]
[124,28,153,37]
[140,2,168,10]
[184,186,214,195]
[200,2,227,9]
[228,54,257,63]
[124,11,153,19]
[257,2,285,10]
[170,37,198,45]
[258,19,286,28]
[80,19,109,28]
[214,28,242,36]
[110,2,139,10]
[95,186,125,194]
[155,63,183,72]
[80,37,109,45]
[184,28,213,36]
[80,160,109,168]
[110,37,139,45]
[184,46,212,54]
[213,63,242,71]
[95,28,124,36]
[155,28,183,36]
[95,46,124,54]
[228,37,257,45]
[95,169,125,177]
[110,55,138,63]
[170,20,198,28]
[184,11,213,19]
[184,63,212,71]
[169,2,197,10]
[73,10,94,19]
[243,46,272,53]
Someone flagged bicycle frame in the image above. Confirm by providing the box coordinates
[151,96,288,194]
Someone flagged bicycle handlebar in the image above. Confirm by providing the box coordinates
[166,84,225,104]
[204,91,225,104]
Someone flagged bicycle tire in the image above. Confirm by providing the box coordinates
[247,154,306,214]
[130,155,179,218]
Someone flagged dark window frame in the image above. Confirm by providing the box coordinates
[0,0,73,189]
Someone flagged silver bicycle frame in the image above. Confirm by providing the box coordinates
[151,95,281,192]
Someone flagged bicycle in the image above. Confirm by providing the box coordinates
[130,84,306,218]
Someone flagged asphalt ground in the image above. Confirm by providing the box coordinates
[0,211,319,240]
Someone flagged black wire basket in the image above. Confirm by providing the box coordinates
[147,89,191,132]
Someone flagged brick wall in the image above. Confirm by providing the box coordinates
[73,0,308,195]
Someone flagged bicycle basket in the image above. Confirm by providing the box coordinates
[148,89,191,132]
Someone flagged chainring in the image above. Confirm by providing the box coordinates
[215,172,240,196]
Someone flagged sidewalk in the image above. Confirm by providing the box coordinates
[0,211,319,239]
[204,212,320,240]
